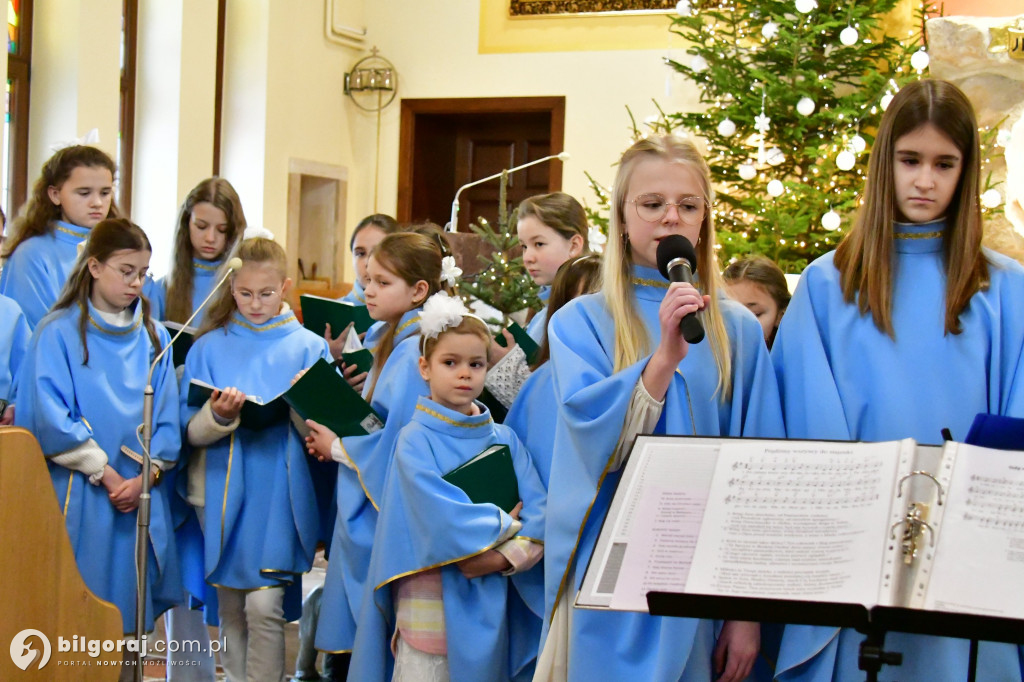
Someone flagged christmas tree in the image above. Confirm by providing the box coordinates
[617,0,934,273]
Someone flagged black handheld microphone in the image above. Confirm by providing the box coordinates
[655,234,705,344]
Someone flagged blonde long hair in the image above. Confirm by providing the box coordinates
[197,238,288,337]
[604,135,732,398]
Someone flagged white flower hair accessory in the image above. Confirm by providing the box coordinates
[243,225,275,240]
[419,291,469,340]
[440,255,462,288]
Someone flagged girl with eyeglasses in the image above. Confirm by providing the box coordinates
[534,135,784,682]
[180,237,332,682]
[15,218,182,678]
[1,145,119,329]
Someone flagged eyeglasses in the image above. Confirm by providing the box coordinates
[232,289,281,305]
[629,193,708,226]
[104,262,148,284]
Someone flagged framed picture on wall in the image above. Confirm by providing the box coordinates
[509,0,677,17]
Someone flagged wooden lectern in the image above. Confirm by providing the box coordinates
[0,427,122,680]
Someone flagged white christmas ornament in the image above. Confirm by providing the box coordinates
[997,128,1012,148]
[766,147,785,166]
[691,55,708,72]
[675,0,691,15]
[738,164,757,181]
[981,189,1003,209]
[880,93,894,110]
[796,97,816,116]
[795,0,817,14]
[839,26,859,46]
[850,134,867,153]
[821,210,842,230]
[717,118,737,137]
[767,180,785,197]
[762,22,779,40]
[836,150,856,171]
[910,49,930,71]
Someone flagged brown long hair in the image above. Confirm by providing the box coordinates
[604,135,733,398]
[164,178,247,323]
[833,79,987,336]
[365,232,449,401]
[532,254,602,369]
[197,238,288,338]
[3,146,119,257]
[350,213,398,250]
[49,218,161,365]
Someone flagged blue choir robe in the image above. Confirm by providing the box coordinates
[348,396,547,682]
[315,308,427,653]
[339,278,366,305]
[0,220,90,329]
[178,309,331,614]
[525,285,551,343]
[771,220,1024,682]
[505,361,557,488]
[544,265,785,681]
[14,299,183,633]
[151,257,225,326]
[0,294,30,402]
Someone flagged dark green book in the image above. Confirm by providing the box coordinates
[284,358,384,437]
[477,387,508,424]
[187,379,289,431]
[494,321,540,365]
[441,444,520,514]
[163,321,197,368]
[300,294,375,337]
[339,348,373,376]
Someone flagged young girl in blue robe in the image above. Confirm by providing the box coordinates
[534,135,785,682]
[304,232,449,664]
[0,294,29,425]
[0,145,119,328]
[151,177,247,326]
[771,79,1024,682]
[338,214,398,306]
[505,254,601,488]
[486,193,590,410]
[348,292,546,682]
[14,219,182,647]
[180,237,331,682]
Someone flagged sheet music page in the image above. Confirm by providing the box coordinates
[684,440,904,607]
[924,443,1024,617]
[574,437,720,612]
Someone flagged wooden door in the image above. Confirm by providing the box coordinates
[398,97,566,232]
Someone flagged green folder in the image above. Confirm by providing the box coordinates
[163,321,197,368]
[494,321,540,365]
[477,387,508,424]
[339,348,373,376]
[187,358,384,436]
[300,294,375,337]
[186,380,289,431]
[441,444,520,514]
[284,358,384,437]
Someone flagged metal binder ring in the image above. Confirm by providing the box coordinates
[896,470,944,505]
[889,518,936,547]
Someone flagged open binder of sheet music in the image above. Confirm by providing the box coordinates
[577,435,1024,621]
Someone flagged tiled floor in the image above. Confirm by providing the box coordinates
[143,554,328,681]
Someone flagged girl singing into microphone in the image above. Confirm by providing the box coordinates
[535,135,784,682]
[772,79,1024,682]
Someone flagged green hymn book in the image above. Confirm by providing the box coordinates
[494,321,540,365]
[338,348,374,376]
[162,321,198,368]
[187,358,384,435]
[285,358,384,437]
[442,444,520,514]
[300,294,375,337]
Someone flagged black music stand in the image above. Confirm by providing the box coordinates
[646,593,1024,682]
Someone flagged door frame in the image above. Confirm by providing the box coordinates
[396,96,566,223]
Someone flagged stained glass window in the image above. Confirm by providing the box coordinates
[8,0,19,55]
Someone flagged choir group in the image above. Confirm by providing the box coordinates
[2,78,1023,682]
